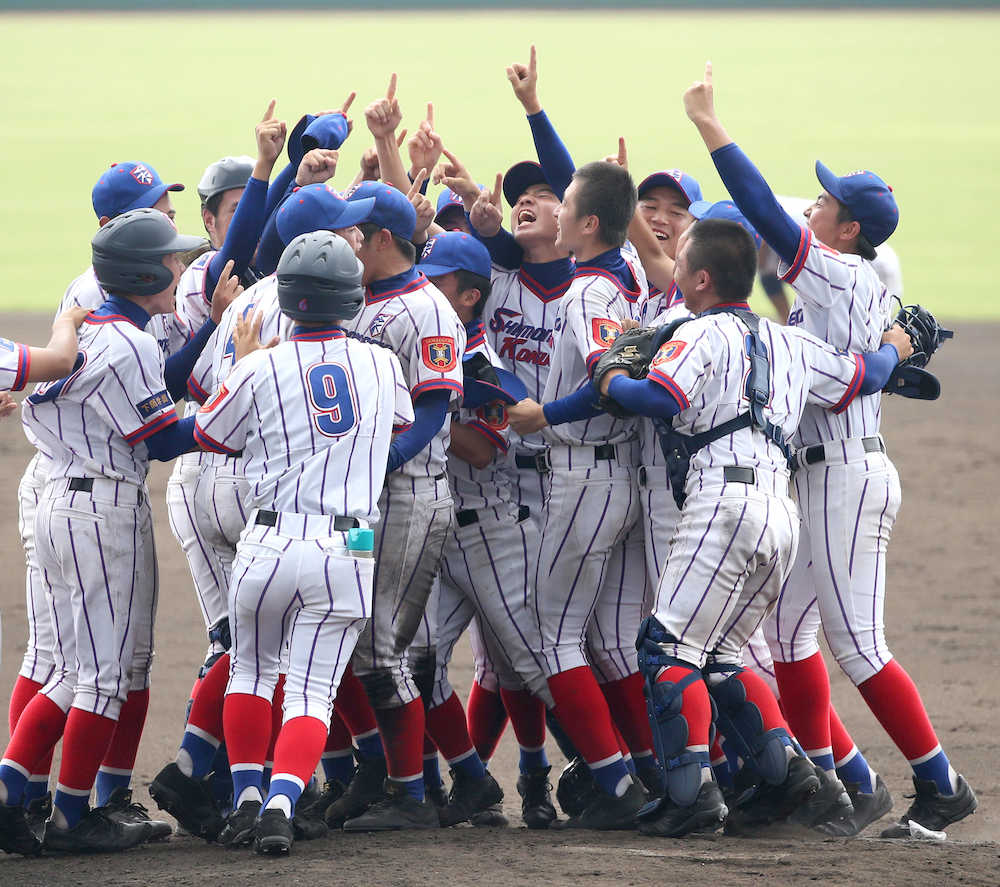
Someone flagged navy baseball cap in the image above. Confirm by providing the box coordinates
[276,184,376,245]
[637,169,703,205]
[287,112,351,167]
[419,232,491,279]
[92,162,184,220]
[346,181,417,241]
[502,161,551,207]
[689,200,762,249]
[815,161,899,256]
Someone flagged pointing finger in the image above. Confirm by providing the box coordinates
[261,99,276,122]
[341,90,356,115]
[491,172,502,205]
[426,102,434,129]
[705,60,712,85]
[407,168,428,199]
[386,72,397,101]
[618,136,627,167]
[529,44,537,74]
[396,128,408,147]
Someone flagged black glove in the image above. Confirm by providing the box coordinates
[892,303,953,369]
[590,327,662,418]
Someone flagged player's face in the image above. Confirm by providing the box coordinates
[152,192,177,223]
[554,180,590,254]
[335,225,363,254]
[511,184,559,246]
[638,187,693,260]
[203,187,245,249]
[804,191,847,249]
[436,206,469,233]
[144,252,185,315]
[673,231,707,313]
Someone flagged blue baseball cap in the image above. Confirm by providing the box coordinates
[418,231,491,279]
[345,181,417,240]
[689,200,762,249]
[502,161,551,207]
[92,162,184,220]
[276,184,376,245]
[815,161,899,256]
[287,112,351,167]
[637,169,703,205]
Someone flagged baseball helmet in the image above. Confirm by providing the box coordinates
[197,155,255,206]
[91,208,205,297]
[277,231,364,323]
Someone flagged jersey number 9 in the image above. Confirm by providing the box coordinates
[307,362,358,437]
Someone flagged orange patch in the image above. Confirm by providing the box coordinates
[591,318,622,348]
[421,337,457,372]
[652,340,686,365]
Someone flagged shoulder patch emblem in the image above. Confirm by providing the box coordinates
[477,402,508,431]
[653,340,686,365]
[591,318,622,348]
[135,389,173,419]
[422,336,457,372]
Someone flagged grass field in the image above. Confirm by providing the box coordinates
[1,10,997,318]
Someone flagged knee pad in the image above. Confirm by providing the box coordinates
[408,647,436,709]
[704,663,790,786]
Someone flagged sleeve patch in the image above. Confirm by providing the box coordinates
[475,402,509,431]
[199,383,230,414]
[591,318,622,348]
[421,336,458,372]
[135,390,173,418]
[0,338,15,353]
[651,340,686,366]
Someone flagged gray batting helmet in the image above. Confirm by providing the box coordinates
[92,208,205,297]
[197,155,255,206]
[277,231,364,323]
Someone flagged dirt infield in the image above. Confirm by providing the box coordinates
[0,312,995,886]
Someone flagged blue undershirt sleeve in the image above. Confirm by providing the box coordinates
[542,384,603,425]
[527,110,575,200]
[206,177,268,294]
[163,319,217,402]
[858,343,900,394]
[468,214,524,270]
[264,162,296,219]
[387,389,451,473]
[606,375,685,420]
[145,415,196,461]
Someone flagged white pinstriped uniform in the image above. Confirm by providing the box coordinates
[645,310,869,669]
[194,329,413,723]
[22,310,179,720]
[764,230,900,685]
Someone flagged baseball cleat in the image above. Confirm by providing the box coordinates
[439,770,504,827]
[879,774,977,838]
[218,800,261,847]
[815,775,893,837]
[787,767,854,830]
[516,766,557,829]
[636,781,728,837]
[556,756,599,818]
[342,780,439,831]
[425,781,449,810]
[323,756,387,828]
[563,779,646,831]
[724,754,820,834]
[24,792,52,842]
[0,802,43,856]
[254,808,294,856]
[43,806,151,853]
[148,762,224,842]
[297,778,346,822]
[470,802,510,827]
[101,787,173,842]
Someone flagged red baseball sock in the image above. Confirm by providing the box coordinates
[326,710,352,753]
[828,704,856,762]
[375,699,425,782]
[547,667,621,765]
[8,676,43,734]
[3,692,67,774]
[101,688,149,772]
[187,654,229,742]
[773,652,832,754]
[56,708,116,793]
[858,659,939,760]
[266,675,286,766]
[709,733,726,766]
[498,687,546,750]
[734,670,789,733]
[334,667,378,736]
[223,693,272,767]
[600,672,654,756]
[270,716,328,789]
[657,666,711,750]
[425,691,474,762]
[466,680,508,761]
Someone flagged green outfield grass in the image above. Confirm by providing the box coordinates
[1,10,997,318]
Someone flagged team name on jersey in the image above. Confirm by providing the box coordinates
[488,308,554,366]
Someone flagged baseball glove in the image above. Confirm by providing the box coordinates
[883,303,953,400]
[590,326,663,417]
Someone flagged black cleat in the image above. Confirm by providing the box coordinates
[556,756,598,818]
[254,808,294,856]
[816,775,893,837]
[43,806,150,853]
[218,800,261,847]
[24,792,52,842]
[324,756,387,828]
[0,803,43,856]
[148,762,224,842]
[564,779,646,831]
[517,766,557,829]
[425,781,449,810]
[439,770,504,827]
[637,781,728,837]
[788,767,854,830]
[101,787,173,842]
[880,774,977,838]
[470,803,509,827]
[342,780,439,831]
[298,779,346,822]
[724,755,820,834]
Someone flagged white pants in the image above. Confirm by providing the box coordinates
[17,454,55,684]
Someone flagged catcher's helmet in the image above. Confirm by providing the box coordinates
[277,231,364,323]
[92,208,205,298]
[197,155,255,207]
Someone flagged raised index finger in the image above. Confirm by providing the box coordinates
[261,99,276,122]
[529,44,537,74]
[426,102,434,129]
[341,91,356,115]
[386,72,397,101]
[705,60,713,85]
[407,168,428,199]
[491,172,502,204]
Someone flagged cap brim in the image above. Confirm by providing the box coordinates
[124,182,180,214]
[333,196,377,229]
[418,262,462,278]
[163,232,209,254]
[638,173,691,203]
[815,161,844,202]
[687,200,712,220]
[502,162,548,207]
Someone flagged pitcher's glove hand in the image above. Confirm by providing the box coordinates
[884,303,954,400]
[591,326,662,418]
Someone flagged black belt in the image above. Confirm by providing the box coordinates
[515,453,546,472]
[723,466,756,485]
[456,505,530,528]
[802,436,884,466]
[69,478,93,492]
[255,510,359,531]
[515,444,616,473]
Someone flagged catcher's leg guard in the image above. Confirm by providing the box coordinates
[636,617,708,807]
[409,648,437,710]
[703,662,791,786]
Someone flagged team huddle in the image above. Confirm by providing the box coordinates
[0,49,975,858]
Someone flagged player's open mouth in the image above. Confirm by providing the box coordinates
[516,208,537,227]
[653,228,669,241]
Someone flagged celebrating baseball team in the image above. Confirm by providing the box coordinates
[0,46,976,859]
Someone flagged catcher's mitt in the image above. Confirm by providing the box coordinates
[591,324,683,418]
[884,302,953,400]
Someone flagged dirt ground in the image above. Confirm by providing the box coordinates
[0,313,995,887]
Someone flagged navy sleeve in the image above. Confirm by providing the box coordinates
[206,177,268,295]
[163,319,217,402]
[387,389,450,473]
[606,375,684,420]
[710,143,805,265]
[527,110,575,200]
[145,415,196,462]
[858,343,899,395]
[468,214,524,270]
[264,162,296,219]
[542,384,602,425]
[255,180,299,277]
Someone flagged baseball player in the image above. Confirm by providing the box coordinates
[685,61,977,837]
[596,217,913,836]
[0,208,238,855]
[191,231,413,855]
